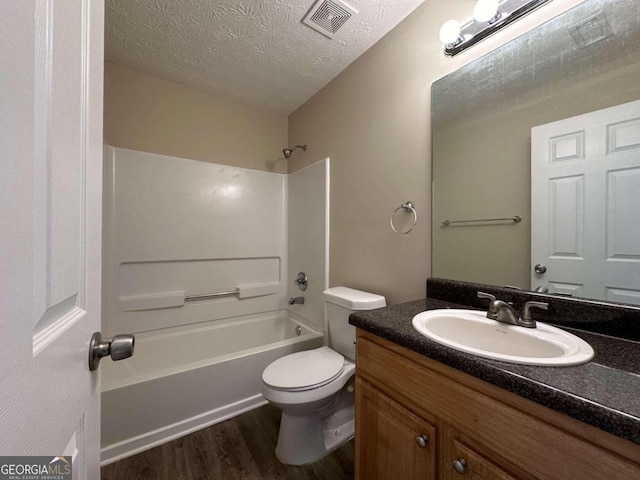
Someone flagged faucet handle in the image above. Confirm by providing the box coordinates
[477,291,496,302]
[477,292,498,315]
[522,301,548,325]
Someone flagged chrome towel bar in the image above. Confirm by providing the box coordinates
[442,215,522,226]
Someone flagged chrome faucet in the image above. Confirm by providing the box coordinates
[288,296,305,305]
[477,292,548,328]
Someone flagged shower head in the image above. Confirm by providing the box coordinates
[283,145,307,158]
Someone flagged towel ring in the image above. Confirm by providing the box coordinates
[390,201,417,235]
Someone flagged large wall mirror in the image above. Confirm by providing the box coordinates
[432,0,640,304]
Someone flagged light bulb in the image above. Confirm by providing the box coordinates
[473,0,499,22]
[439,19,461,45]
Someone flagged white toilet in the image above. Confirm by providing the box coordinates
[261,286,386,465]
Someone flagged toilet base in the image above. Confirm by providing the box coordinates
[275,410,354,466]
[274,378,355,466]
[323,419,354,455]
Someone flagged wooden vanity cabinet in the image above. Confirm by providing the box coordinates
[354,330,640,480]
[355,378,437,480]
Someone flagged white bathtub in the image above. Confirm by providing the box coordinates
[100,311,324,465]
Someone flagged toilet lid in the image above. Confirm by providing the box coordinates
[262,346,344,390]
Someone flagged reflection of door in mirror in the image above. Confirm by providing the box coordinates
[531,99,640,305]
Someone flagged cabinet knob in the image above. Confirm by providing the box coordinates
[415,435,429,448]
[452,458,467,474]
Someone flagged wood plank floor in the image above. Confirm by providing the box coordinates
[101,405,354,480]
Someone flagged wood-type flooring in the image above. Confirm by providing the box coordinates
[101,404,354,480]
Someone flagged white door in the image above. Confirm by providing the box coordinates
[531,99,640,304]
[1,0,104,477]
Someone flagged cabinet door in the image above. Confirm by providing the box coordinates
[445,439,520,480]
[355,378,436,480]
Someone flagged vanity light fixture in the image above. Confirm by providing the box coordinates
[439,0,553,57]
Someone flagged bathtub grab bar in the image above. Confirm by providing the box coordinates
[185,290,238,301]
[119,283,281,312]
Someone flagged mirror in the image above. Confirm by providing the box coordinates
[432,0,640,304]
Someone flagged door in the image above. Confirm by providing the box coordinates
[355,378,436,480]
[0,0,104,477]
[531,99,640,304]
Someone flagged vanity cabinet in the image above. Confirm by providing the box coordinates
[354,330,640,480]
[356,378,436,480]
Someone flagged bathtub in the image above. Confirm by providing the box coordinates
[100,311,324,465]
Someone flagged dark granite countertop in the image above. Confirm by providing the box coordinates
[350,298,640,446]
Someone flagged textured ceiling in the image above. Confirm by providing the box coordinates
[105,0,425,114]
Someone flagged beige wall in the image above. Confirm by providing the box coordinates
[287,0,584,304]
[104,62,288,173]
[103,0,584,305]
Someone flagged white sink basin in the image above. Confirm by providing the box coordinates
[412,309,594,366]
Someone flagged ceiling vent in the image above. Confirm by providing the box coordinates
[569,11,613,49]
[302,0,358,39]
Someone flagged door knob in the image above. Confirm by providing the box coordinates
[89,331,135,371]
[534,264,547,274]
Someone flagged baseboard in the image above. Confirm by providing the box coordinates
[100,394,268,466]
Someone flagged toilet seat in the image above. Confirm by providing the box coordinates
[262,346,345,392]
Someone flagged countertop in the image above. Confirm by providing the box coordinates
[350,297,640,446]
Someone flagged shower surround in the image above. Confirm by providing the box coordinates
[101,147,329,463]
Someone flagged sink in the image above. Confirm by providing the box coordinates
[412,309,594,366]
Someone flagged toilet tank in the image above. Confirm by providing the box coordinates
[324,287,386,360]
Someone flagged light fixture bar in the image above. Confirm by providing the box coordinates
[444,0,553,57]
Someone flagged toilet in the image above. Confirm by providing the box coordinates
[261,286,386,465]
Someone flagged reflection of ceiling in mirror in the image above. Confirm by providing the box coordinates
[433,0,640,126]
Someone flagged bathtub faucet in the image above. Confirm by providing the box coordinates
[288,296,305,305]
